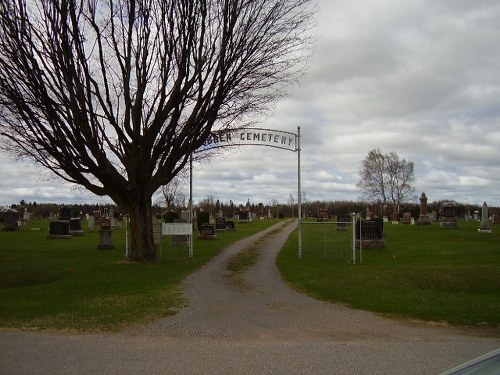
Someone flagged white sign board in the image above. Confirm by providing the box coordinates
[161,223,193,236]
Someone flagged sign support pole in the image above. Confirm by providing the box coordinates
[189,153,194,258]
[297,126,302,259]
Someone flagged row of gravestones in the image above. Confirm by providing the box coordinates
[46,209,115,249]
[198,216,236,240]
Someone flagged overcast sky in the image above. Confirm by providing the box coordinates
[1,0,500,208]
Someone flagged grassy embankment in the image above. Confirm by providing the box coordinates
[0,218,280,331]
[277,219,500,327]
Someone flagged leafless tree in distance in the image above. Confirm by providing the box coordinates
[357,149,415,215]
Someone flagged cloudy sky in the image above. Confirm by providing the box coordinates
[1,0,500,208]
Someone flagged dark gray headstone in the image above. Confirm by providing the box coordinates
[3,210,19,231]
[48,220,71,239]
[60,207,72,220]
[356,218,383,240]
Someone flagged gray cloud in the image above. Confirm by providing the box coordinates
[1,0,499,207]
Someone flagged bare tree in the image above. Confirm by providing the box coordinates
[0,0,314,261]
[357,149,415,214]
[157,173,187,212]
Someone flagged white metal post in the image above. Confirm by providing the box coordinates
[297,126,302,259]
[352,212,356,265]
[189,153,194,258]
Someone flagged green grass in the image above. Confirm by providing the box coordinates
[0,218,281,331]
[277,220,500,327]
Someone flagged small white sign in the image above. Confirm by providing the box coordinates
[161,223,192,236]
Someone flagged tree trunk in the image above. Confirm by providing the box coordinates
[127,195,156,262]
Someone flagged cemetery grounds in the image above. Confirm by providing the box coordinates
[0,217,498,331]
[278,218,500,327]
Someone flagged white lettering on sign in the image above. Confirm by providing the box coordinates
[199,128,297,152]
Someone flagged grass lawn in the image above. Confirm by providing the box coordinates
[277,219,500,327]
[0,218,281,331]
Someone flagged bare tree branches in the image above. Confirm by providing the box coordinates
[357,148,415,210]
[0,0,314,261]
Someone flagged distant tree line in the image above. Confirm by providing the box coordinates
[4,199,497,222]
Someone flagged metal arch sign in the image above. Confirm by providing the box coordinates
[190,125,304,260]
[196,127,298,153]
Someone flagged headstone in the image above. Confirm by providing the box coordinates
[69,218,84,236]
[494,214,500,225]
[225,220,236,231]
[336,215,350,231]
[417,192,431,225]
[318,208,328,222]
[180,210,190,222]
[239,211,249,223]
[383,204,389,222]
[2,210,19,231]
[47,220,71,239]
[199,224,217,240]
[59,206,72,221]
[392,210,399,224]
[402,212,412,224]
[215,217,226,231]
[439,201,458,229]
[153,221,162,245]
[355,218,385,249]
[478,202,492,233]
[97,219,114,249]
[23,208,30,221]
[87,215,95,231]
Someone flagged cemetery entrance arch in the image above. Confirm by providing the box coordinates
[191,126,304,258]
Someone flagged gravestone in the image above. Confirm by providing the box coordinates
[494,214,500,225]
[97,219,114,249]
[153,221,162,245]
[417,192,431,225]
[87,215,95,231]
[402,212,412,224]
[239,211,249,223]
[225,220,236,231]
[22,208,30,222]
[355,218,385,249]
[317,208,328,222]
[215,217,226,231]
[47,220,71,239]
[439,201,458,229]
[59,206,72,221]
[478,202,492,233]
[199,224,217,240]
[383,204,389,222]
[2,210,19,231]
[180,210,190,222]
[336,214,350,231]
[392,211,399,224]
[69,218,84,236]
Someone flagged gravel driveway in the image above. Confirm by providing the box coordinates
[1,220,498,374]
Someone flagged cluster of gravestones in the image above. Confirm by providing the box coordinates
[43,207,115,249]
